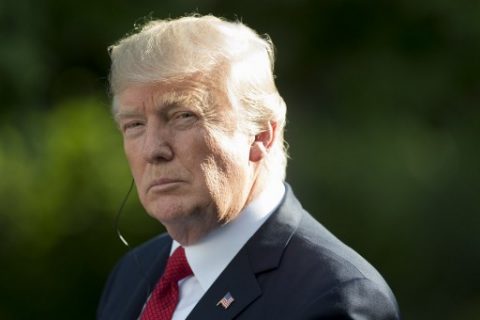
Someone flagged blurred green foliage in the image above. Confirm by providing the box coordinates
[1,0,479,319]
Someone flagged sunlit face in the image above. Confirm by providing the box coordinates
[115,77,259,244]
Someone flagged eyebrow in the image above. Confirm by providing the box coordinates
[114,110,143,123]
[114,102,188,123]
[113,88,207,123]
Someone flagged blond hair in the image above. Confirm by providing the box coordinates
[109,14,288,180]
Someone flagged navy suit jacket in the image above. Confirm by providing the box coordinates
[98,186,400,319]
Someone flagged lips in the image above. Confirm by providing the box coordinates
[147,178,184,192]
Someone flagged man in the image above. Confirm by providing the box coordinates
[98,15,400,320]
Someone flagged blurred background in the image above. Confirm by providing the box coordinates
[1,0,479,319]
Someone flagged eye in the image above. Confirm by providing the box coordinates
[175,111,195,119]
[171,111,198,128]
[122,121,144,133]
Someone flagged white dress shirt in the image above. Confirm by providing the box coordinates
[170,181,285,320]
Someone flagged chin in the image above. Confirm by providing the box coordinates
[146,199,192,223]
[147,206,183,223]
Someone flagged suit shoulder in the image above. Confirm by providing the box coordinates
[126,233,171,263]
[293,211,386,281]
[97,233,170,319]
[300,277,401,319]
[281,209,398,306]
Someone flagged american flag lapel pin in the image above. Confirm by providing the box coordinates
[216,292,235,310]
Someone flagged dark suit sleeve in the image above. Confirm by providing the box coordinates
[96,253,129,319]
[298,278,400,320]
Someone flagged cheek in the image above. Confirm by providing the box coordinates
[200,156,227,189]
[198,149,251,222]
[199,141,249,195]
[124,142,144,180]
[199,156,230,213]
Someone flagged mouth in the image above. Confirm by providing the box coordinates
[147,178,184,193]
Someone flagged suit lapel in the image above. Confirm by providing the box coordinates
[186,250,261,320]
[123,237,172,319]
[245,185,303,274]
[187,185,303,320]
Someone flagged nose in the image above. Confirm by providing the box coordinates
[142,124,174,163]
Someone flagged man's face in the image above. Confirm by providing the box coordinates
[115,77,257,243]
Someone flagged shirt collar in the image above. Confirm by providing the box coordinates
[171,181,285,292]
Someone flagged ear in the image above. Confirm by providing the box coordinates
[249,121,277,162]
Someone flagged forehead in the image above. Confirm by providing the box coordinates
[113,73,237,131]
[115,78,210,112]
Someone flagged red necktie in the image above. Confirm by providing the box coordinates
[141,246,193,320]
